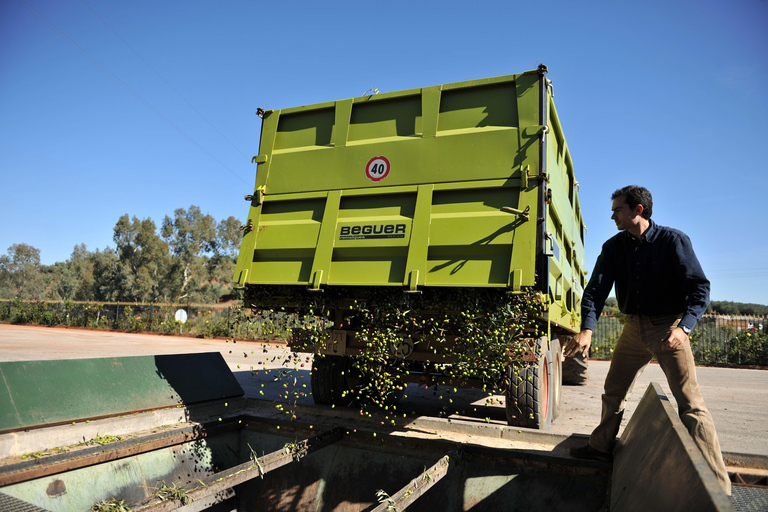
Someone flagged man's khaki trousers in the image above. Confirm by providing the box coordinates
[588,314,731,494]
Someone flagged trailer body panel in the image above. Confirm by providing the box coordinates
[234,68,586,332]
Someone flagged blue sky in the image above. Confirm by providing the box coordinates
[1,0,767,305]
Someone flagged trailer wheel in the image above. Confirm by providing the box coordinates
[505,336,552,430]
[562,350,589,385]
[550,337,562,421]
[311,354,351,406]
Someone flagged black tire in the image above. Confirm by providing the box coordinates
[311,354,350,405]
[505,336,552,430]
[550,337,562,421]
[562,351,589,385]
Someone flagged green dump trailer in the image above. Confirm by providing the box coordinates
[234,65,587,430]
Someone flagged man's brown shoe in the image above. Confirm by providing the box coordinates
[570,444,613,463]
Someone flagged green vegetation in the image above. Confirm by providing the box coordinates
[603,297,768,316]
[88,434,124,445]
[91,498,132,512]
[284,440,308,462]
[690,321,768,366]
[0,205,241,304]
[709,301,768,316]
[589,314,624,360]
[375,489,397,511]
[256,285,544,414]
[20,446,69,460]
[152,480,193,505]
[590,310,767,366]
[0,298,289,341]
[18,434,125,462]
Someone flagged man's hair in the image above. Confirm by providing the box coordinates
[611,186,653,219]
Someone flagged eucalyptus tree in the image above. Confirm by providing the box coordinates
[161,206,220,302]
[0,243,45,299]
[113,215,170,302]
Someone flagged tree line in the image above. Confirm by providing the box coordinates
[708,300,768,316]
[0,206,242,304]
[603,297,767,316]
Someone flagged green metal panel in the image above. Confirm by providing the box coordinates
[0,353,243,432]
[539,96,586,331]
[235,67,586,331]
[0,434,240,512]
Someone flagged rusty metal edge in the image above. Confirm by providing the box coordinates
[372,449,460,512]
[0,392,247,437]
[131,427,345,512]
[0,419,243,487]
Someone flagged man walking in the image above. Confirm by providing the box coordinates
[564,185,731,494]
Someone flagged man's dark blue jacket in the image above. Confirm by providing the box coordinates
[581,220,710,332]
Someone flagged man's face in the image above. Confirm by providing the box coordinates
[611,196,641,231]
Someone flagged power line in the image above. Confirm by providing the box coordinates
[17,0,249,185]
[80,0,250,160]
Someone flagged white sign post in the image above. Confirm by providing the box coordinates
[174,309,188,334]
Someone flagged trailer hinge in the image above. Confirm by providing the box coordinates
[240,218,254,235]
[245,186,266,206]
[252,154,268,164]
[520,165,548,187]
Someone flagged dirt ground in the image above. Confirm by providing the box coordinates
[1,323,766,456]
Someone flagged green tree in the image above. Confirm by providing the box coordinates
[599,297,626,323]
[216,216,242,259]
[89,248,130,301]
[114,215,170,302]
[203,215,243,302]
[0,243,45,299]
[161,206,217,258]
[161,206,220,302]
[710,300,768,316]
[203,254,236,302]
[1,209,243,304]
[52,244,96,301]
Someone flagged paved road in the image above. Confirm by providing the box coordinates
[1,324,766,456]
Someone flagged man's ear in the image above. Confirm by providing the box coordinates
[635,204,644,217]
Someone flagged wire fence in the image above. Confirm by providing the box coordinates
[2,299,766,367]
[590,313,767,366]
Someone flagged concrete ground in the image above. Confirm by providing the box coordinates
[1,324,766,457]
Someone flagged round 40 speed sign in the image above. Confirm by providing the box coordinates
[365,156,390,182]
